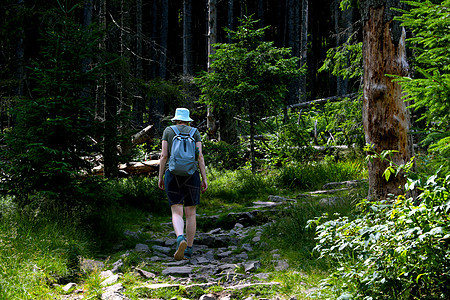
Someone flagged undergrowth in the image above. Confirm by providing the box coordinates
[0,156,367,299]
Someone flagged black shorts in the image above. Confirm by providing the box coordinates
[164,170,200,206]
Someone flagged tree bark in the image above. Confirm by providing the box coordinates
[249,110,256,174]
[150,0,158,79]
[134,0,144,127]
[160,0,168,80]
[104,78,119,178]
[96,0,107,122]
[183,0,192,76]
[257,0,264,29]
[284,0,299,107]
[334,0,353,96]
[15,0,25,99]
[299,0,308,102]
[227,0,234,43]
[207,0,217,138]
[361,0,411,200]
[102,0,120,178]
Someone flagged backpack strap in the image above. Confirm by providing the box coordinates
[170,125,181,136]
[188,127,197,138]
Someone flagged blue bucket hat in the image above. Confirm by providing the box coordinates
[171,108,194,122]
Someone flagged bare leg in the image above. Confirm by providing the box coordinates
[184,206,197,247]
[171,204,184,237]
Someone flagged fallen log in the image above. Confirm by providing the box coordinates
[131,125,154,146]
[287,93,358,110]
[92,159,159,176]
[119,125,155,156]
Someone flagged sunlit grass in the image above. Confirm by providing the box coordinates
[0,157,368,299]
[0,206,88,299]
[275,159,366,190]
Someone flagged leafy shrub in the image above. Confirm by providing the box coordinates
[0,200,92,299]
[311,171,450,299]
[205,168,276,202]
[275,159,365,190]
[202,139,246,170]
[258,121,319,167]
[0,7,104,206]
[111,177,167,213]
[393,0,450,173]
[323,96,365,148]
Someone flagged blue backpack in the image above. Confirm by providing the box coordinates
[168,125,198,176]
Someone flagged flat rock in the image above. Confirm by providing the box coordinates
[199,295,216,300]
[111,259,123,273]
[252,201,283,208]
[80,258,104,272]
[100,270,114,279]
[123,230,139,239]
[227,282,281,290]
[101,283,128,300]
[164,238,177,246]
[268,195,296,202]
[244,261,261,272]
[152,245,171,254]
[217,251,233,258]
[234,253,249,260]
[254,273,270,280]
[101,274,119,286]
[62,283,77,292]
[273,259,289,271]
[136,268,156,279]
[137,283,180,290]
[135,243,150,252]
[162,266,193,276]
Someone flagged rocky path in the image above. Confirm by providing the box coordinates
[60,196,299,300]
[61,180,364,300]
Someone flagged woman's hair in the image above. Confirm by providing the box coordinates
[175,120,189,125]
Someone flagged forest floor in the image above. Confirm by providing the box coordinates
[58,181,363,300]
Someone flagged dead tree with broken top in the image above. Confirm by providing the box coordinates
[360,0,411,200]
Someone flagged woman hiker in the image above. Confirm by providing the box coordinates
[158,108,208,260]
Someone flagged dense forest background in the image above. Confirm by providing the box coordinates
[0,0,359,134]
[0,0,449,299]
[0,0,366,198]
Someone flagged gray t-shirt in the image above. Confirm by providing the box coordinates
[162,124,202,162]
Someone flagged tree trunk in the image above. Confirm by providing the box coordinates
[207,0,217,138]
[239,0,246,19]
[136,0,143,79]
[150,0,158,79]
[227,0,234,42]
[149,0,163,132]
[96,0,107,121]
[218,107,238,145]
[102,0,119,178]
[361,0,411,200]
[160,0,168,80]
[249,110,256,174]
[134,0,144,127]
[334,0,352,96]
[104,78,119,178]
[257,0,264,29]
[183,0,192,76]
[299,0,308,102]
[15,0,25,99]
[284,0,299,107]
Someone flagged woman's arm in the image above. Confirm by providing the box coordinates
[158,140,169,190]
[196,141,208,193]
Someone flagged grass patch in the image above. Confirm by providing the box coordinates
[0,203,91,299]
[0,178,168,299]
[201,168,278,212]
[0,156,368,299]
[275,159,366,191]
